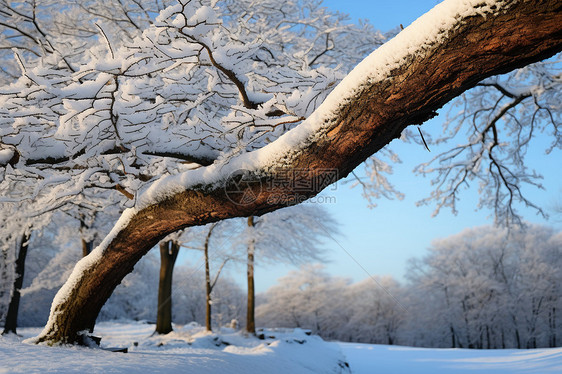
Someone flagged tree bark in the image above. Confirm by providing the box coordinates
[246,216,256,335]
[204,224,217,332]
[36,0,562,344]
[2,232,30,336]
[155,240,179,335]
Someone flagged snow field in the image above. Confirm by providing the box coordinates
[2,321,562,373]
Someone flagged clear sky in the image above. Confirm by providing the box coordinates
[180,0,562,293]
[321,0,442,32]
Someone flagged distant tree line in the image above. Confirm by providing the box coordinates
[3,222,559,349]
[256,224,562,349]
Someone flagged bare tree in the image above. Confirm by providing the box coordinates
[200,223,231,332]
[177,223,232,331]
[175,222,233,331]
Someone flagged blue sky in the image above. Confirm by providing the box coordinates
[321,0,442,32]
[180,0,562,293]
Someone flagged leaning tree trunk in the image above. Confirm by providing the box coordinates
[2,232,30,336]
[246,216,256,335]
[155,240,180,335]
[35,0,562,345]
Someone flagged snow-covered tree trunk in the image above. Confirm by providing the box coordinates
[35,0,562,345]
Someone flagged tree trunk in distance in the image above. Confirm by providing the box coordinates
[80,217,94,258]
[81,238,94,258]
[155,240,179,335]
[35,1,562,344]
[204,224,217,331]
[2,232,30,336]
[80,214,94,257]
[246,216,256,335]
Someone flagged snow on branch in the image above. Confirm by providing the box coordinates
[1,0,376,214]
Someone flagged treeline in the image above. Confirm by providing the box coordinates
[1,246,246,329]
[257,225,562,349]
[1,204,333,334]
[0,250,246,327]
[2,224,561,349]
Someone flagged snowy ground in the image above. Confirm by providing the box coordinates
[0,321,349,374]
[1,321,561,373]
[339,343,562,374]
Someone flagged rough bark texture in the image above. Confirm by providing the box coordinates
[37,0,562,344]
[246,216,256,335]
[2,232,29,336]
[155,240,179,335]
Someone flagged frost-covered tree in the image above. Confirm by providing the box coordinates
[0,0,558,344]
[0,0,378,214]
[257,225,562,348]
[406,224,562,349]
[256,265,405,344]
[256,264,350,338]
[0,199,54,335]
[0,0,176,86]
[342,277,404,345]
[412,57,561,225]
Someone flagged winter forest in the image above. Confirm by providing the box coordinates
[3,220,562,350]
[0,0,561,372]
